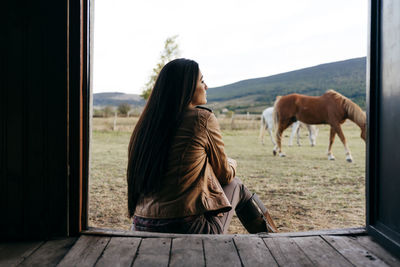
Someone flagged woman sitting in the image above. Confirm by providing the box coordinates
[127,58,277,234]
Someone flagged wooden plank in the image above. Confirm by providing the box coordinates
[263,237,313,266]
[132,238,171,267]
[18,238,77,267]
[293,236,351,267]
[322,235,390,267]
[57,235,110,267]
[82,226,365,239]
[84,227,243,238]
[263,227,366,237]
[0,241,43,267]
[95,237,141,267]
[234,236,277,267]
[169,237,204,267]
[355,235,400,266]
[203,236,241,267]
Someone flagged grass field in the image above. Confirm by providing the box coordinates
[89,116,365,234]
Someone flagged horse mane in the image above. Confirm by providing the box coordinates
[325,90,366,127]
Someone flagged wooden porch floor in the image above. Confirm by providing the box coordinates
[1,228,399,267]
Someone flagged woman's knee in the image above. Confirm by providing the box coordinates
[222,177,244,195]
[223,177,252,204]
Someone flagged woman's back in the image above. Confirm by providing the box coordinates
[134,107,234,219]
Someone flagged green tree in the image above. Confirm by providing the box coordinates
[141,35,180,100]
[103,106,114,118]
[117,103,131,116]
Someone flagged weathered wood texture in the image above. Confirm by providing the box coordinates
[0,241,43,266]
[133,238,171,267]
[263,237,314,266]
[83,226,366,238]
[203,236,242,267]
[234,236,277,266]
[1,232,399,266]
[18,238,77,267]
[293,236,351,266]
[322,235,390,267]
[356,236,400,266]
[57,235,110,267]
[169,237,204,267]
[95,237,141,267]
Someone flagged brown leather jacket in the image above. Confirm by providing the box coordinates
[134,106,237,218]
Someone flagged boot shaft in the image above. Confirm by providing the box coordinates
[236,193,278,234]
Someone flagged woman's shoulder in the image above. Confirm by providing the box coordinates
[184,106,213,117]
[194,106,216,124]
[183,106,215,127]
[195,106,213,113]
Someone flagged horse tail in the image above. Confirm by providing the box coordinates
[273,96,282,131]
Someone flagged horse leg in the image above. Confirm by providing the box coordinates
[274,127,282,156]
[327,127,336,160]
[296,124,301,146]
[289,122,298,146]
[259,116,265,145]
[307,124,315,146]
[273,133,278,156]
[275,121,290,157]
[333,124,353,162]
[268,126,276,147]
[311,126,319,147]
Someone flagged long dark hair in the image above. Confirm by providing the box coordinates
[127,58,199,217]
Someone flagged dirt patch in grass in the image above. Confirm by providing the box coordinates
[89,117,365,234]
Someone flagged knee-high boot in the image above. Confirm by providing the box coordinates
[235,193,278,233]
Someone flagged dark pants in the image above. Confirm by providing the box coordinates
[133,177,252,234]
[216,177,253,233]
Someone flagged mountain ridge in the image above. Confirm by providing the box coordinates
[93,57,366,113]
[205,57,366,113]
[93,92,145,107]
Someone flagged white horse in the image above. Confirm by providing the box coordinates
[259,107,319,147]
[290,121,319,146]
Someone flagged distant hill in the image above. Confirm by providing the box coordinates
[205,57,366,113]
[94,57,366,113]
[93,92,145,107]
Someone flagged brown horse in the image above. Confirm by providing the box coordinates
[273,90,366,162]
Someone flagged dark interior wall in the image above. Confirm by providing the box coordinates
[2,1,69,239]
[378,0,400,237]
[367,0,400,257]
[377,1,400,244]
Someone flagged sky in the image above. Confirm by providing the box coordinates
[93,0,367,95]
